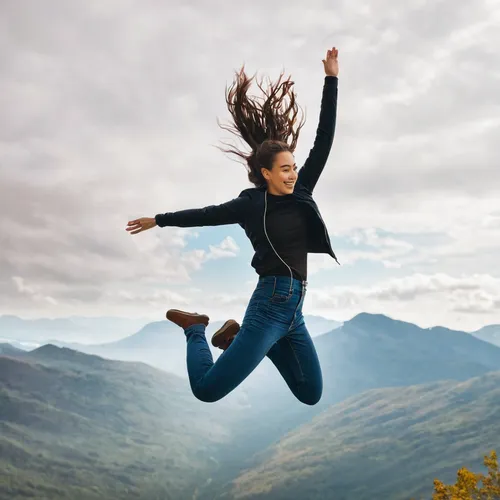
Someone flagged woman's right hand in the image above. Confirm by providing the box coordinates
[126,217,157,235]
[322,47,339,77]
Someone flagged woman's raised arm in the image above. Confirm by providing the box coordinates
[297,47,339,193]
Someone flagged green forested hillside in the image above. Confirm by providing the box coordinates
[224,371,500,500]
[0,346,240,500]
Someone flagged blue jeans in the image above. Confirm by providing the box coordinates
[184,275,323,405]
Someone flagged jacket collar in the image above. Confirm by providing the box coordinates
[241,182,310,199]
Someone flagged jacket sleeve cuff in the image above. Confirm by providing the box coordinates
[155,213,170,227]
[325,76,338,85]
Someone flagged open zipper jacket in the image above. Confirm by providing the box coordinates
[155,75,340,271]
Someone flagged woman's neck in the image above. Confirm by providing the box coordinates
[266,186,287,196]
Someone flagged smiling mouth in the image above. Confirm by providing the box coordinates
[284,182,294,187]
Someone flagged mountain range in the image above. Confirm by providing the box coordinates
[0,315,342,377]
[2,312,500,499]
[205,312,500,487]
[0,315,149,345]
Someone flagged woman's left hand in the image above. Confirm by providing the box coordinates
[322,47,339,77]
[126,217,157,235]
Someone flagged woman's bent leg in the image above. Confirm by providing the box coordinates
[183,275,307,403]
[266,316,323,405]
[185,304,287,403]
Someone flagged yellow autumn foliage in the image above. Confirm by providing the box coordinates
[432,451,500,500]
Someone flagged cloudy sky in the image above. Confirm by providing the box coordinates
[1,0,499,333]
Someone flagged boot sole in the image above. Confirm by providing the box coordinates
[166,309,209,325]
[211,320,240,348]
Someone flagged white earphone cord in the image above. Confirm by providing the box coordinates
[264,191,294,296]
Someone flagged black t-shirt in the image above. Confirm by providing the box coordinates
[256,193,309,281]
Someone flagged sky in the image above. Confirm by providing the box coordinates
[1,0,499,333]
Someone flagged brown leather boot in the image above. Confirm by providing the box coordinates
[211,320,240,350]
[166,309,209,330]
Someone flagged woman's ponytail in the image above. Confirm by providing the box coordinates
[216,66,305,187]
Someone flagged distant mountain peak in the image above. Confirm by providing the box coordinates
[473,324,500,334]
[470,324,500,347]
[342,312,425,338]
[32,344,64,354]
[348,312,396,325]
[0,342,23,355]
[29,344,107,366]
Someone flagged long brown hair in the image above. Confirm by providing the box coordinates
[217,66,306,187]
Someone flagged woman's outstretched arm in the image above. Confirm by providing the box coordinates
[126,195,249,235]
[297,47,339,193]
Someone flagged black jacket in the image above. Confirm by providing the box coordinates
[155,75,340,271]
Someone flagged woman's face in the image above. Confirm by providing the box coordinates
[262,151,298,196]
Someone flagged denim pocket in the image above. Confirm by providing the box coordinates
[268,277,293,303]
[269,293,292,304]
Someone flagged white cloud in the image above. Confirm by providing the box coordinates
[307,273,500,330]
[206,236,240,260]
[12,276,58,305]
[347,228,413,251]
[114,288,190,309]
[1,0,499,332]
[178,236,240,272]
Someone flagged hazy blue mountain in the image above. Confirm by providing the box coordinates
[30,315,340,376]
[0,314,148,344]
[239,312,500,411]
[45,320,229,376]
[222,370,500,500]
[314,312,500,397]
[1,313,339,348]
[471,324,500,347]
[0,343,23,356]
[303,314,342,336]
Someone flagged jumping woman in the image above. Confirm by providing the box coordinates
[126,47,340,405]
